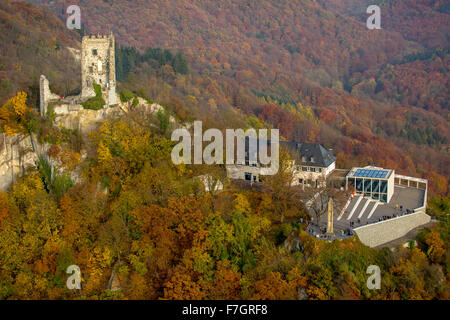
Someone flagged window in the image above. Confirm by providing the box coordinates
[372,179,380,193]
[381,194,387,203]
[299,179,303,184]
[89,66,93,73]
[301,156,306,163]
[92,49,98,55]
[302,167,307,172]
[380,180,388,193]
[245,173,251,181]
[348,178,355,191]
[310,157,315,163]
[356,178,363,192]
[364,179,371,193]
[318,168,322,173]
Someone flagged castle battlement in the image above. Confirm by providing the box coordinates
[87,34,108,39]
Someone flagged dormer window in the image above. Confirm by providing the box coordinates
[310,157,315,163]
[301,156,306,163]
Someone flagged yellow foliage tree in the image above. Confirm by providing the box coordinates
[425,230,445,263]
[163,271,207,300]
[0,91,31,136]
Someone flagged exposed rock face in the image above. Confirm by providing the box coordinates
[53,102,123,135]
[297,287,309,300]
[0,133,36,191]
[53,98,168,136]
[0,132,59,192]
[283,231,304,252]
[108,270,121,292]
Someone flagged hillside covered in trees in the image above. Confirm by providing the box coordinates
[0,89,448,300]
[25,0,450,195]
[0,0,448,300]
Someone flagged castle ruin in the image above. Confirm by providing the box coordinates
[39,33,117,117]
[81,33,116,105]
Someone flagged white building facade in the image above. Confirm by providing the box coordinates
[226,141,336,188]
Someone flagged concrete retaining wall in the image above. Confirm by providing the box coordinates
[354,211,431,247]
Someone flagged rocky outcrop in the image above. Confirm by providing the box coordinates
[108,270,121,292]
[0,133,36,191]
[53,97,169,136]
[283,231,304,252]
[54,103,123,135]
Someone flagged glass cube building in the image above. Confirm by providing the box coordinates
[345,166,395,203]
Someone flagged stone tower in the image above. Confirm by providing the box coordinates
[81,33,116,106]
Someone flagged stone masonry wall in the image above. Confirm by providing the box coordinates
[354,211,431,247]
[39,75,61,117]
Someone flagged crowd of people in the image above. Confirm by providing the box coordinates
[303,203,416,242]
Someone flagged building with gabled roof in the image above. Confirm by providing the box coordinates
[280,141,336,168]
[226,139,336,188]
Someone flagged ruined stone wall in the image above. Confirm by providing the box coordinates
[39,75,61,117]
[354,212,431,248]
[107,35,116,105]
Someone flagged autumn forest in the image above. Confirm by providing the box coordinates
[0,0,448,300]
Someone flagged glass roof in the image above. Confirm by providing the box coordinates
[353,169,388,179]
